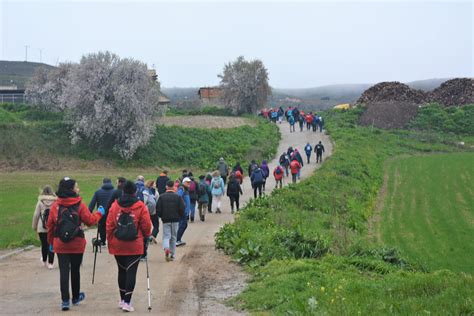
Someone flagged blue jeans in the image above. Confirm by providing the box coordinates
[190,202,196,220]
[177,215,188,242]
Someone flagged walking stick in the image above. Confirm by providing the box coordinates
[145,254,152,311]
[92,206,104,284]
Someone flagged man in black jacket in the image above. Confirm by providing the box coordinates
[88,178,115,246]
[156,180,185,261]
[315,141,325,163]
[156,171,170,195]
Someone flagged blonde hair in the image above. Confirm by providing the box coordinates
[145,180,155,188]
[212,170,220,178]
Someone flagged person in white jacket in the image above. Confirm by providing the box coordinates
[32,185,57,269]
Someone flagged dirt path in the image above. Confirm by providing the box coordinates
[0,122,332,315]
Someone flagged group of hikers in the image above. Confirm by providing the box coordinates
[259,106,324,133]
[30,105,327,312]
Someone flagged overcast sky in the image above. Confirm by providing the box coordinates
[1,0,472,88]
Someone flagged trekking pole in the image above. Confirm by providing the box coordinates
[145,254,152,312]
[92,206,104,284]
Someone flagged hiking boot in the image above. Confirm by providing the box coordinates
[122,302,135,312]
[165,249,171,262]
[190,217,194,223]
[61,300,70,311]
[47,263,54,270]
[170,256,175,261]
[118,300,125,309]
[176,241,186,247]
[200,215,205,222]
[72,292,85,305]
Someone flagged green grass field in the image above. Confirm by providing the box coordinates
[0,169,184,249]
[380,153,474,273]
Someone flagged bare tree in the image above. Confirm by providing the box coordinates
[60,51,160,159]
[218,56,271,114]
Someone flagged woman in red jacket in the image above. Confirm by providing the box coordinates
[107,180,152,312]
[47,177,104,311]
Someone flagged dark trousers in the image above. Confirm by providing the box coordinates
[222,175,227,185]
[306,154,311,164]
[98,217,106,244]
[299,122,304,131]
[317,153,323,163]
[229,195,240,211]
[306,122,311,130]
[57,253,83,302]
[292,173,297,183]
[253,183,263,198]
[151,214,159,238]
[177,215,188,242]
[312,124,317,132]
[38,232,54,264]
[115,255,141,304]
[275,179,283,188]
[208,193,213,213]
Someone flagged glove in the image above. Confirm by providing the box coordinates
[97,205,105,216]
[49,244,54,252]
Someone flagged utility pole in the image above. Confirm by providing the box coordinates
[25,45,28,62]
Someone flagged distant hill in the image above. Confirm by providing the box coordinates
[406,78,452,91]
[0,60,54,89]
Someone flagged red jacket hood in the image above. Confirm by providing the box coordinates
[114,199,144,213]
[56,196,82,207]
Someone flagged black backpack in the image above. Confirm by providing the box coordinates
[40,208,50,230]
[55,203,83,243]
[198,183,207,197]
[114,212,138,241]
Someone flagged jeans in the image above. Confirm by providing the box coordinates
[306,154,311,164]
[38,232,54,264]
[190,202,196,220]
[177,215,188,242]
[114,255,141,304]
[162,222,179,257]
[57,253,83,302]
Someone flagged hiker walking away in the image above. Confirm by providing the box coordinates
[197,175,211,221]
[106,177,126,212]
[294,149,304,179]
[248,159,258,177]
[250,165,265,198]
[226,173,243,214]
[312,114,319,132]
[260,160,270,192]
[315,141,325,163]
[305,113,313,130]
[47,177,104,311]
[298,114,305,132]
[318,115,324,132]
[288,115,296,132]
[217,157,229,185]
[156,180,185,262]
[270,109,278,123]
[279,152,290,177]
[156,171,170,195]
[232,162,244,176]
[107,180,152,312]
[290,158,302,184]
[205,173,213,214]
[278,107,284,124]
[176,177,192,246]
[88,178,115,247]
[273,165,284,189]
[210,171,225,213]
[287,146,294,158]
[135,176,146,202]
[188,173,199,222]
[304,143,313,164]
[32,185,57,269]
[144,180,159,243]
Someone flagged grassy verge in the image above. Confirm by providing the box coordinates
[380,153,474,274]
[0,103,279,170]
[215,108,474,314]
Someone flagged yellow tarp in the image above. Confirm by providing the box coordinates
[333,103,351,110]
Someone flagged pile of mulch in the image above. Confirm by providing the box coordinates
[357,82,428,105]
[359,101,420,129]
[428,78,474,106]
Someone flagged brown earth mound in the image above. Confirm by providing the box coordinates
[357,82,428,105]
[359,102,419,129]
[429,78,474,106]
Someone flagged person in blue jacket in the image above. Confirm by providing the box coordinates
[176,177,191,247]
[304,143,313,164]
[88,178,115,246]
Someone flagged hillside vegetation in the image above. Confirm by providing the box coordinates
[215,108,474,314]
[0,103,279,171]
[0,61,54,88]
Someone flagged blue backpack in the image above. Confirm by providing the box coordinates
[252,169,264,184]
[287,109,293,117]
